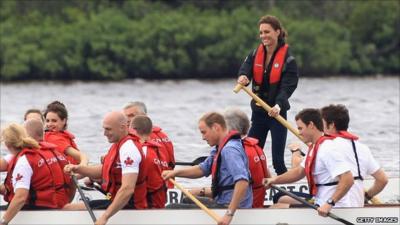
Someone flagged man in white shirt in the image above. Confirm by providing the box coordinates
[264,108,354,217]
[321,104,388,205]
[63,111,147,225]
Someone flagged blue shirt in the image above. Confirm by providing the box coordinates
[199,139,253,208]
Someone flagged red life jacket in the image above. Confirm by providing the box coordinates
[253,43,289,85]
[210,130,242,199]
[143,140,168,208]
[101,134,148,209]
[304,135,335,196]
[4,143,71,208]
[44,130,79,164]
[242,137,269,208]
[150,126,175,188]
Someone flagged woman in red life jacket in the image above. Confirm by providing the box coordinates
[237,15,299,176]
[43,101,88,201]
[43,101,88,166]
[0,123,70,225]
[131,115,168,208]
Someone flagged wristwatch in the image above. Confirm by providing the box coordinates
[225,209,235,217]
[290,148,306,156]
[326,198,335,206]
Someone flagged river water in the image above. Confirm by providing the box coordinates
[1,77,399,187]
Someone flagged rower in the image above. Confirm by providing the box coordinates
[320,104,388,205]
[63,111,148,225]
[1,123,70,225]
[123,101,175,188]
[264,108,354,217]
[162,111,252,225]
[131,115,168,208]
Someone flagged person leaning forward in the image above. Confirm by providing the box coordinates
[237,15,299,175]
[264,108,354,217]
[63,111,148,225]
[162,112,252,225]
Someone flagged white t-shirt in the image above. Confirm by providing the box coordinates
[4,154,13,163]
[334,137,380,206]
[11,155,33,191]
[119,140,142,175]
[301,139,352,207]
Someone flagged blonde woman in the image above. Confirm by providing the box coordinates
[0,123,70,225]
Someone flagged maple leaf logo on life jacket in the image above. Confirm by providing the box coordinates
[15,173,23,182]
[124,157,134,166]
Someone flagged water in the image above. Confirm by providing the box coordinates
[1,77,399,187]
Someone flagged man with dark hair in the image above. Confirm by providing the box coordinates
[162,112,252,225]
[264,108,354,217]
[321,104,388,205]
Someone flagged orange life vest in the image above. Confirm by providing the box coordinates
[44,130,79,164]
[4,142,71,208]
[143,140,168,208]
[253,43,289,85]
[150,126,175,188]
[304,135,335,196]
[101,134,148,209]
[242,137,269,208]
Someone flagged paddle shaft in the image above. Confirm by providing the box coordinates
[175,156,208,166]
[72,175,97,223]
[234,84,304,142]
[271,185,354,225]
[169,179,221,222]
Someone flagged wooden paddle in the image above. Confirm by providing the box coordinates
[234,83,383,204]
[175,156,208,166]
[271,185,354,225]
[72,175,97,223]
[233,84,304,142]
[169,178,221,223]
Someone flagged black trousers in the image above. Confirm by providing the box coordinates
[248,109,288,175]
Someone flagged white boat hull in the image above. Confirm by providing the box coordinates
[2,206,399,225]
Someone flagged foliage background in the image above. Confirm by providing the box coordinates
[0,0,399,80]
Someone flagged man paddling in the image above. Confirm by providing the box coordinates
[162,112,252,225]
[63,111,148,225]
[264,108,354,217]
[320,104,388,205]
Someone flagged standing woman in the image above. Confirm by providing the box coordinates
[237,15,299,175]
[43,101,88,166]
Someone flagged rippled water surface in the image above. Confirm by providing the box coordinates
[1,77,399,186]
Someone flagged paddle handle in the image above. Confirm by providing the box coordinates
[233,84,304,143]
[169,179,221,222]
[72,175,97,223]
[271,185,354,225]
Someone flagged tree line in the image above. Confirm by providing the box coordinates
[0,0,399,81]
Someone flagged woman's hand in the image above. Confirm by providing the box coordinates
[268,104,281,117]
[237,75,249,86]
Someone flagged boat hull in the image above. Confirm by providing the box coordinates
[2,205,399,225]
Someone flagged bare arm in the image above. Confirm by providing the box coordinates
[1,188,28,224]
[162,165,204,180]
[96,173,137,225]
[366,169,388,199]
[0,158,8,172]
[65,147,89,166]
[64,164,102,180]
[218,180,249,225]
[317,171,354,217]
